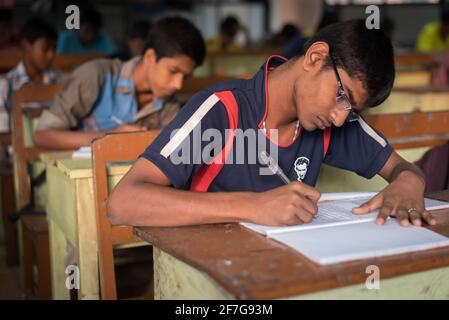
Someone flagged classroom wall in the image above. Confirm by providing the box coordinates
[269,0,324,34]
[340,4,440,46]
[193,2,265,43]
[5,2,445,54]
[269,2,440,47]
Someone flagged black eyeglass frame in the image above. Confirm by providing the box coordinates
[329,54,359,123]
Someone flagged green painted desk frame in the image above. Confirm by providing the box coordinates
[45,157,130,299]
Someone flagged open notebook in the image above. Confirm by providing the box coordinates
[241,192,449,265]
[72,146,92,159]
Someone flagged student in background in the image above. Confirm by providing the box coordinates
[0,16,64,132]
[33,16,206,150]
[109,20,432,229]
[56,8,117,55]
[114,20,152,61]
[206,15,250,53]
[275,24,301,48]
[416,7,449,53]
[278,24,309,59]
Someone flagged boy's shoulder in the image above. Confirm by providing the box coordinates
[72,58,123,79]
[0,61,28,89]
[202,77,253,96]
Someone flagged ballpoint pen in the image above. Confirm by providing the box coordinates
[260,151,291,185]
[110,115,125,126]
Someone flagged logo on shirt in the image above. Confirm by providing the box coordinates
[294,157,310,181]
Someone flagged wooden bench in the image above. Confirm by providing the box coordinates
[365,110,449,149]
[11,83,63,299]
[0,49,104,73]
[92,131,159,299]
[394,53,435,67]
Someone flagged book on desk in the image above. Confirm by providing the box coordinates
[242,192,449,265]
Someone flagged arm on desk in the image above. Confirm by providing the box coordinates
[33,125,145,150]
[33,129,103,150]
[107,158,321,227]
[353,151,436,227]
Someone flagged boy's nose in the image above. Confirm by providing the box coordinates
[173,76,183,91]
[330,108,348,127]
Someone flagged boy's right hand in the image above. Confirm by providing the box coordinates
[248,181,321,226]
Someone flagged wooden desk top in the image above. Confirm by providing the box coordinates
[54,158,132,179]
[392,86,449,94]
[39,151,74,165]
[135,191,449,299]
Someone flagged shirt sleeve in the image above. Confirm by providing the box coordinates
[323,117,393,179]
[140,90,230,190]
[35,60,105,131]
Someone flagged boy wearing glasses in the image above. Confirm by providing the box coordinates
[109,20,433,229]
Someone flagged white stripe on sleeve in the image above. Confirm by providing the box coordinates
[357,117,387,148]
[160,94,220,158]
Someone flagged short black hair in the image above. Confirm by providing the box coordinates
[80,8,103,30]
[144,16,206,67]
[128,20,152,40]
[302,19,395,108]
[21,16,57,44]
[279,23,301,40]
[220,16,240,35]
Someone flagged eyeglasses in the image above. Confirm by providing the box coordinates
[329,55,359,123]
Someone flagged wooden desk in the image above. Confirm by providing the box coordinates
[367,86,449,115]
[394,68,432,88]
[45,157,131,299]
[135,191,449,299]
[0,49,104,73]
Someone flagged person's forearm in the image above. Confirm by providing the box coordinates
[33,129,104,150]
[108,180,255,227]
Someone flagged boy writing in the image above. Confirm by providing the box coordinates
[109,20,432,229]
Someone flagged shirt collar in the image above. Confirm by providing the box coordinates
[119,56,141,82]
[11,61,30,89]
[10,61,63,89]
[253,55,288,127]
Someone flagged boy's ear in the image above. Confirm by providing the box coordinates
[143,48,157,65]
[302,41,330,72]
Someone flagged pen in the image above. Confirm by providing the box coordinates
[110,115,125,126]
[260,151,291,185]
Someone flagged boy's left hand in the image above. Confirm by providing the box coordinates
[352,171,436,227]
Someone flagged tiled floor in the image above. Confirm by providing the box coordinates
[0,243,23,299]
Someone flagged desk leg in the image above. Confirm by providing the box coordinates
[153,247,234,300]
[75,179,99,300]
[48,219,70,299]
[1,169,18,266]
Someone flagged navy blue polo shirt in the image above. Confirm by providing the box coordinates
[141,56,393,192]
